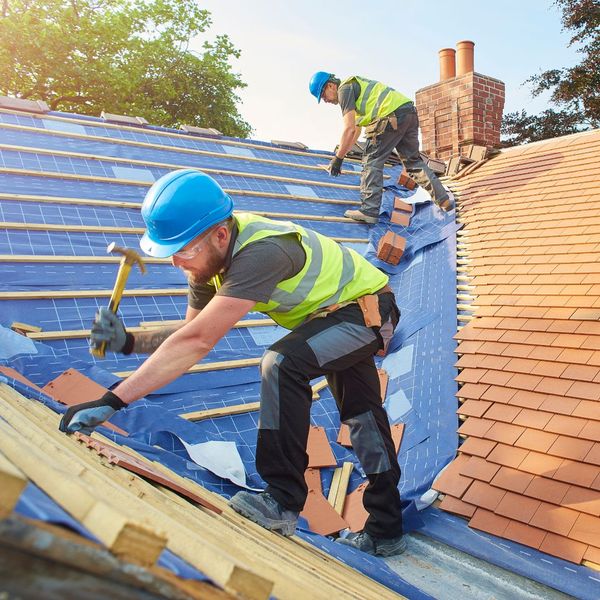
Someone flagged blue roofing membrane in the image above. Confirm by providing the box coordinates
[0,110,593,599]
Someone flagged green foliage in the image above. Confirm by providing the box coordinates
[501,0,599,146]
[0,0,251,137]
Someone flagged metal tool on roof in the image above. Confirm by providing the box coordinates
[90,243,146,358]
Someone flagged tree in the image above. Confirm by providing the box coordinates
[501,0,599,146]
[0,0,251,137]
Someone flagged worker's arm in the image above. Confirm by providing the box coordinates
[337,110,360,159]
[60,295,256,433]
[89,304,200,355]
[328,110,360,177]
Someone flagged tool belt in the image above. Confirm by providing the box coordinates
[364,116,398,139]
[308,285,396,356]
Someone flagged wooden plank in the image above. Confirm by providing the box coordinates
[0,189,360,208]
[332,462,354,516]
[0,388,275,600]
[0,121,353,175]
[181,402,261,422]
[0,108,352,162]
[0,415,166,567]
[0,288,186,300]
[114,357,262,378]
[0,153,359,189]
[27,318,276,341]
[0,388,404,599]
[0,450,28,518]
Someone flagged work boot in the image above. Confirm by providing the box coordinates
[229,491,299,536]
[336,531,407,557]
[435,190,455,212]
[344,209,379,224]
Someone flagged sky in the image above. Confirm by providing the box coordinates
[195,1,581,152]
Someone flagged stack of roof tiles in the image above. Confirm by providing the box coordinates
[434,129,600,568]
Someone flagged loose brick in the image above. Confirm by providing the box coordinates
[377,231,406,265]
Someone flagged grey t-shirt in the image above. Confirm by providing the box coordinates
[188,233,306,310]
[338,81,361,116]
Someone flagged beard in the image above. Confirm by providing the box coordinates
[182,245,225,286]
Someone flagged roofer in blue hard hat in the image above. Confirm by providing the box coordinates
[309,71,453,223]
[59,169,406,557]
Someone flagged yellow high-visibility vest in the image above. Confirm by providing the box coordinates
[233,213,388,329]
[341,75,412,127]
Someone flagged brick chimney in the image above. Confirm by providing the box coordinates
[415,41,505,161]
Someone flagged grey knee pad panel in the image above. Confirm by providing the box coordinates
[307,322,377,367]
[259,349,284,430]
[344,410,391,474]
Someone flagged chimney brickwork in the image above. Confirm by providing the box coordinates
[416,41,505,162]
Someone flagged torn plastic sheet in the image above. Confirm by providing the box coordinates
[0,326,38,359]
[177,438,262,491]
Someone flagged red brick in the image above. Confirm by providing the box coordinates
[377,231,406,266]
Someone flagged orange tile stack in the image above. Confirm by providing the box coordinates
[435,129,600,568]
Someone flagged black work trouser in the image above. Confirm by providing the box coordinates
[256,292,403,539]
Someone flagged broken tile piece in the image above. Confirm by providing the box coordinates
[306,425,337,468]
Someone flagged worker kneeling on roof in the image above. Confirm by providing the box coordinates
[60,169,406,557]
[309,71,453,222]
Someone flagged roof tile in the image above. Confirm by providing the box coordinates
[519,451,563,477]
[524,477,570,505]
[457,382,491,400]
[438,495,477,518]
[491,466,534,494]
[468,508,510,537]
[483,403,521,423]
[544,414,587,437]
[512,408,553,429]
[514,429,558,453]
[460,456,501,482]
[507,389,545,410]
[457,418,495,437]
[579,420,600,442]
[585,443,600,466]
[458,436,497,458]
[495,492,541,523]
[569,513,600,546]
[481,385,517,404]
[457,400,493,418]
[567,380,600,401]
[503,521,546,549]
[539,532,587,563]
[548,436,594,462]
[487,443,529,469]
[530,503,580,536]
[485,422,526,445]
[562,486,600,517]
[553,460,598,488]
[462,481,506,511]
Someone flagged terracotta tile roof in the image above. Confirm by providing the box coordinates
[436,129,600,568]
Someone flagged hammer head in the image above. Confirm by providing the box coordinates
[107,243,147,274]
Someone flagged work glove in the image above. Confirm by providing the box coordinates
[90,307,134,354]
[59,391,127,435]
[328,155,344,177]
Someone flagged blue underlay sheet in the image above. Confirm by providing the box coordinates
[0,110,595,599]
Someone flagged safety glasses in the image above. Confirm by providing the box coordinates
[173,230,212,260]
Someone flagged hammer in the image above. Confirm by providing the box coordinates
[90,243,146,358]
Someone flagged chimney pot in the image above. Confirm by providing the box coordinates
[456,40,475,76]
[438,48,456,81]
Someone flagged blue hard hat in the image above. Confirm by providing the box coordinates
[140,169,234,258]
[309,71,333,103]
